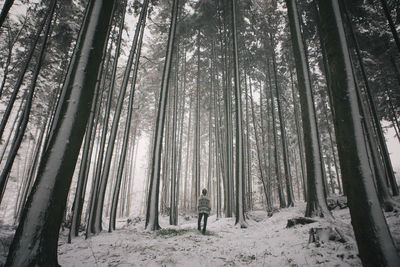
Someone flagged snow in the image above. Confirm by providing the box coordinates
[54,202,374,266]
[1,201,399,266]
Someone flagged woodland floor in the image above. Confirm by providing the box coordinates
[1,201,400,266]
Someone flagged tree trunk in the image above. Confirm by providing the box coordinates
[194,30,201,210]
[212,48,223,218]
[267,59,286,209]
[184,92,193,211]
[90,0,130,234]
[175,49,186,217]
[161,100,171,215]
[109,5,147,231]
[93,0,149,234]
[244,73,253,210]
[0,0,56,204]
[312,0,343,195]
[341,0,399,196]
[316,0,400,265]
[231,0,247,228]
[289,68,307,200]
[249,78,271,212]
[286,0,331,218]
[68,27,112,241]
[5,0,115,265]
[271,34,294,207]
[86,24,119,236]
[0,5,50,142]
[0,0,14,28]
[169,44,179,225]
[145,0,179,230]
[259,80,270,207]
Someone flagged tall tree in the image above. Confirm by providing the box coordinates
[0,0,56,204]
[5,0,116,265]
[316,0,400,266]
[145,0,180,231]
[0,5,50,143]
[193,29,201,210]
[285,0,331,218]
[267,59,286,209]
[231,0,247,228]
[109,4,147,231]
[169,43,180,226]
[244,73,253,210]
[341,0,399,197]
[85,33,116,237]
[289,67,307,199]
[86,6,124,235]
[270,34,294,207]
[68,27,115,241]
[92,0,148,234]
[249,76,272,212]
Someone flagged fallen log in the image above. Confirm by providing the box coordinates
[286,217,317,228]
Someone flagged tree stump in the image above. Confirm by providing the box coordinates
[309,227,347,244]
[286,217,317,228]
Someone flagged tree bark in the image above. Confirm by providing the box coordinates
[68,25,112,241]
[5,0,115,265]
[244,73,253,210]
[0,0,14,28]
[231,0,247,228]
[145,0,179,230]
[91,0,131,234]
[169,43,179,225]
[86,24,118,236]
[286,0,331,218]
[109,4,147,231]
[0,5,50,142]
[341,0,399,196]
[249,79,271,212]
[316,0,400,265]
[0,0,56,204]
[194,30,201,209]
[271,34,294,207]
[267,59,286,209]
[289,68,307,200]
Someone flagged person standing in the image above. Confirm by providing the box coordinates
[198,188,211,234]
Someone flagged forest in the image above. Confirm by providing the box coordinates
[0,0,400,266]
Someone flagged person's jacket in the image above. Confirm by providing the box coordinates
[197,195,211,215]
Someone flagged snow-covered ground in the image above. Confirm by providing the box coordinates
[1,201,399,266]
[55,201,400,267]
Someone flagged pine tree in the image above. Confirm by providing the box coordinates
[5,0,116,265]
[316,0,400,265]
[285,0,331,218]
[231,0,247,228]
[145,0,180,231]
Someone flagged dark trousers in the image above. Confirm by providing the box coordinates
[198,213,208,233]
